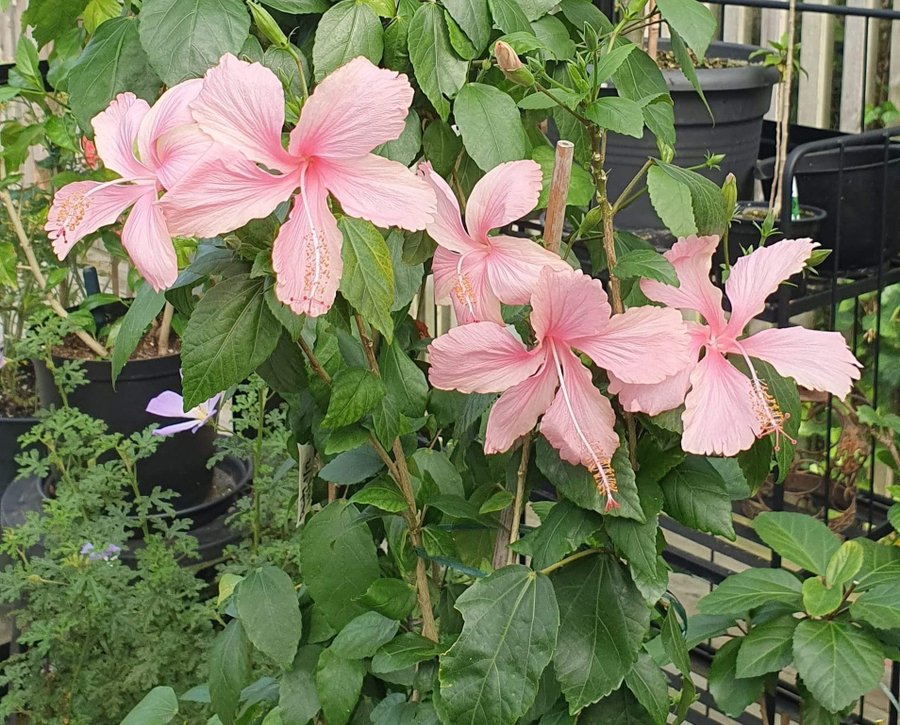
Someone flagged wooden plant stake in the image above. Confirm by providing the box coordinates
[544,140,574,254]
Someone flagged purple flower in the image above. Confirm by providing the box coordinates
[80,542,95,556]
[81,542,122,561]
[146,390,222,437]
[101,544,121,561]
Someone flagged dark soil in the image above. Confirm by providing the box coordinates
[54,325,181,361]
[0,362,37,418]
[735,207,819,222]
[656,50,750,71]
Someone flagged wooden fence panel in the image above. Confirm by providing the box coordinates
[839,0,881,132]
[797,0,835,127]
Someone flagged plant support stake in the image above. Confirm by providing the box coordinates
[544,140,575,255]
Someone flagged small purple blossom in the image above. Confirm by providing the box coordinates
[80,542,95,556]
[80,542,122,561]
[146,390,222,437]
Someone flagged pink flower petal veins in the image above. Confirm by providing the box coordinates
[417,162,479,254]
[121,192,179,290]
[427,321,543,393]
[91,92,153,181]
[464,160,543,242]
[485,356,557,454]
[483,234,571,306]
[530,266,612,344]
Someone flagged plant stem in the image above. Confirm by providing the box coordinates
[610,159,653,217]
[157,301,174,353]
[507,434,532,565]
[534,83,592,126]
[251,386,268,552]
[0,188,108,357]
[539,547,599,576]
[302,318,438,641]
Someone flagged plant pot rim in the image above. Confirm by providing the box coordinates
[38,350,183,384]
[735,200,828,223]
[656,40,781,92]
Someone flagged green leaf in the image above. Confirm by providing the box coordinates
[670,30,710,117]
[699,568,802,615]
[318,445,384,484]
[517,0,556,21]
[579,687,651,723]
[708,639,765,717]
[855,538,900,590]
[375,110,422,167]
[593,43,637,84]
[235,567,302,669]
[299,501,381,628]
[312,0,383,80]
[552,554,649,710]
[479,490,515,513]
[443,0,491,53]
[792,620,885,713]
[610,44,673,146]
[752,511,841,575]
[69,17,162,129]
[372,632,443,673]
[111,283,166,385]
[22,0,89,47]
[338,217,395,342]
[661,457,735,538]
[261,0,328,12]
[509,500,602,569]
[181,274,280,409]
[138,0,250,85]
[487,0,532,34]
[408,3,468,120]
[606,513,666,598]
[647,162,727,238]
[263,45,310,101]
[331,611,400,659]
[121,686,179,725]
[446,11,479,59]
[360,0,395,17]
[558,0,613,33]
[380,339,427,417]
[350,475,408,512]
[316,649,365,725]
[585,97,644,139]
[257,329,307,395]
[735,614,798,677]
[437,565,559,724]
[655,0,716,58]
[623,653,669,725]
[422,120,462,176]
[532,145,593,208]
[850,582,900,629]
[454,83,528,172]
[209,620,251,725]
[355,578,417,620]
[802,577,843,617]
[322,368,385,429]
[83,0,123,34]
[279,647,322,725]
[530,15,575,60]
[612,249,678,286]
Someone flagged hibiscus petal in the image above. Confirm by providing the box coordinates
[146,390,188,418]
[417,162,480,254]
[272,171,343,317]
[318,154,435,231]
[464,160,542,242]
[682,349,760,456]
[191,54,295,172]
[734,326,861,399]
[485,355,557,454]
[121,193,178,291]
[91,92,153,180]
[46,181,148,258]
[432,247,502,324]
[136,78,203,169]
[154,420,203,436]
[724,238,817,335]
[161,154,300,238]
[574,306,691,384]
[484,234,571,306]
[427,321,542,393]
[608,366,694,416]
[530,266,611,344]
[641,235,727,335]
[152,125,214,191]
[541,344,619,467]
[290,57,413,159]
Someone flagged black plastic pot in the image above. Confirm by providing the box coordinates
[757,143,900,270]
[0,417,38,495]
[726,201,827,256]
[34,353,216,508]
[604,41,780,232]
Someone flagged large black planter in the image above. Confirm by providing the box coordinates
[757,142,900,271]
[605,41,780,231]
[726,201,827,257]
[0,417,38,495]
[34,353,216,508]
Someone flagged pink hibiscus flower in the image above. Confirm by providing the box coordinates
[417,160,571,324]
[46,81,211,290]
[146,389,222,436]
[428,266,691,510]
[609,235,862,456]
[162,54,436,317]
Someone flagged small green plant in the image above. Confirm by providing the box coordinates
[698,511,900,720]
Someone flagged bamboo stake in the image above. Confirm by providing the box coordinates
[770,0,798,215]
[544,140,574,255]
[157,301,174,353]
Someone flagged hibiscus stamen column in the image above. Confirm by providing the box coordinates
[732,341,798,451]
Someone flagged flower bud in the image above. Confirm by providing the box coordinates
[493,41,534,87]
[248,1,289,50]
[722,172,737,216]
